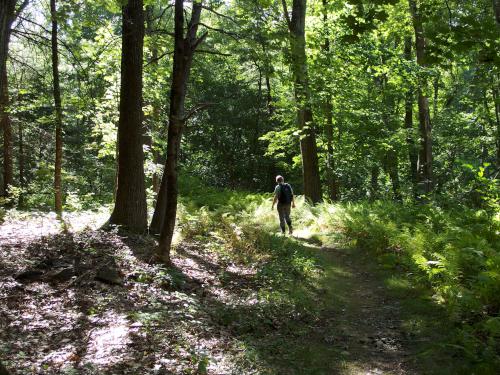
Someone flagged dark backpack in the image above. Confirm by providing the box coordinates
[278,183,293,204]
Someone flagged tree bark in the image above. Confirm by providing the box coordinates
[282,0,322,203]
[0,1,16,199]
[152,0,205,262]
[1,68,12,199]
[17,116,24,206]
[50,0,63,215]
[1,1,28,200]
[404,36,418,197]
[409,0,433,196]
[322,0,339,202]
[109,0,148,232]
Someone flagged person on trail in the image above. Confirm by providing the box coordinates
[271,175,295,234]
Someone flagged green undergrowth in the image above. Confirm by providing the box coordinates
[338,201,500,370]
[178,180,500,372]
[177,195,324,323]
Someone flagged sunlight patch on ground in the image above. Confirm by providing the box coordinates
[85,313,131,366]
[292,228,316,239]
[0,208,110,246]
[63,207,111,232]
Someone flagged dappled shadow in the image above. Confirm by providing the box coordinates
[0,219,457,374]
[0,230,142,373]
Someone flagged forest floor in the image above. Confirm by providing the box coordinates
[0,210,454,374]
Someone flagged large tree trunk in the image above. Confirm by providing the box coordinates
[0,2,15,199]
[153,0,205,262]
[322,0,339,201]
[1,1,28,200]
[404,36,418,197]
[109,0,148,232]
[409,0,433,196]
[1,69,12,199]
[282,0,322,203]
[51,0,63,215]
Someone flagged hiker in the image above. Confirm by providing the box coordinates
[271,175,295,234]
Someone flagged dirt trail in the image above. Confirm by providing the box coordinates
[303,242,414,375]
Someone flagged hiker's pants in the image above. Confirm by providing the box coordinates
[277,203,292,232]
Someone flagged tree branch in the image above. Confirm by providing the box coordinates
[281,0,292,31]
[145,50,174,66]
[15,0,30,19]
[183,102,213,122]
[8,54,45,80]
[11,29,50,47]
[149,28,175,37]
[194,49,231,57]
[148,4,174,24]
[201,5,238,24]
[192,31,208,51]
[196,22,240,41]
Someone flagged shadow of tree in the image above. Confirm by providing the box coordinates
[1,227,458,374]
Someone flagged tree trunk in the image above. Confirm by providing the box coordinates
[433,74,439,119]
[145,4,162,198]
[404,36,418,197]
[409,0,433,196]
[265,73,273,115]
[492,85,500,169]
[370,164,379,200]
[109,0,148,232]
[386,155,401,200]
[0,2,14,199]
[260,41,274,115]
[17,118,24,206]
[494,0,500,24]
[51,0,63,215]
[1,68,12,199]
[1,1,27,200]
[282,0,322,203]
[322,0,339,202]
[153,0,205,262]
[381,107,401,201]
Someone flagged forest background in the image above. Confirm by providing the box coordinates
[0,0,499,373]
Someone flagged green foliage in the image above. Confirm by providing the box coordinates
[177,181,325,336]
[338,200,500,367]
[177,175,500,370]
